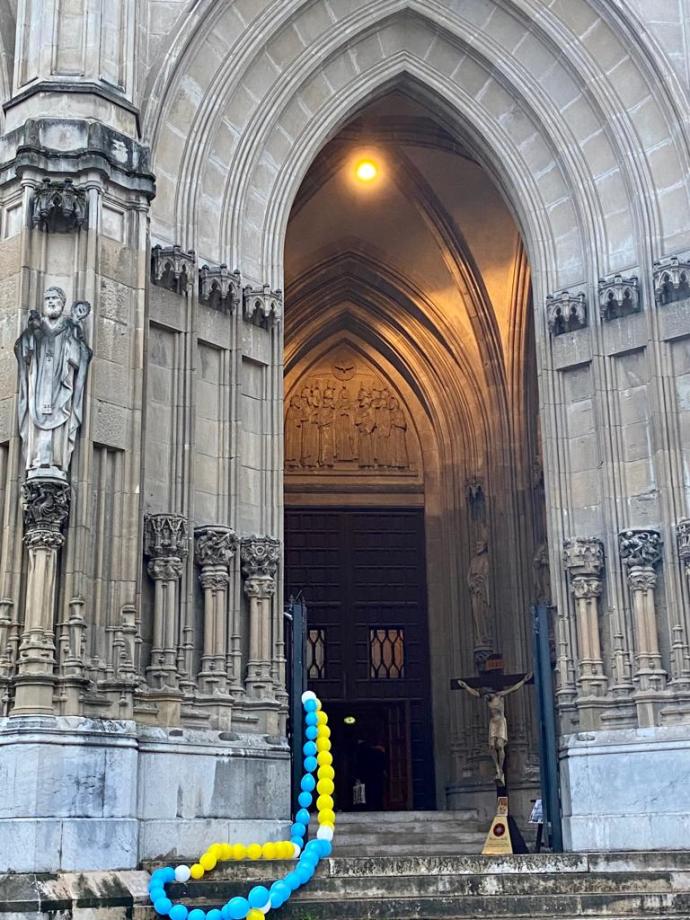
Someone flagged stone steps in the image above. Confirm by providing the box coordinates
[321,810,486,855]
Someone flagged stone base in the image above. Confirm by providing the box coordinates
[561,724,690,851]
[0,716,291,872]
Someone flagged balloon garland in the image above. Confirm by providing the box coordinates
[147,691,335,920]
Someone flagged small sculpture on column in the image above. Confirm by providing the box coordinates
[240,536,280,699]
[467,534,492,659]
[194,525,238,701]
[144,513,188,694]
[619,528,666,723]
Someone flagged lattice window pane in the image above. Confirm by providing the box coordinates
[307,627,327,680]
[369,627,405,679]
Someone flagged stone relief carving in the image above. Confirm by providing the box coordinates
[240,536,281,581]
[286,362,412,473]
[30,178,87,232]
[243,285,282,327]
[677,519,690,566]
[194,525,238,568]
[199,264,242,312]
[599,274,641,321]
[21,478,71,542]
[546,290,587,335]
[465,476,486,522]
[15,288,92,481]
[144,512,189,566]
[151,244,195,295]
[618,528,662,569]
[532,542,551,604]
[654,255,690,306]
[467,536,491,647]
[563,537,605,576]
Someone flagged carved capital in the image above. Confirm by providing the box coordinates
[151,245,195,295]
[199,569,230,591]
[243,285,282,327]
[563,537,604,577]
[626,566,657,592]
[194,525,238,569]
[24,529,64,551]
[677,519,690,566]
[241,535,281,580]
[244,574,276,599]
[144,513,188,562]
[147,556,184,582]
[546,290,587,335]
[618,528,662,570]
[30,178,87,233]
[199,264,242,312]
[599,274,641,321]
[571,574,602,600]
[653,254,690,306]
[22,478,71,538]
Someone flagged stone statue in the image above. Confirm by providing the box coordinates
[285,395,302,468]
[455,672,533,785]
[467,538,490,646]
[15,287,92,480]
[532,541,551,604]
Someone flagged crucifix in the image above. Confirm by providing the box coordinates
[451,656,533,787]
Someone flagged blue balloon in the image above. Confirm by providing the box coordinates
[154,898,173,916]
[303,756,318,773]
[169,906,188,920]
[290,836,303,849]
[248,886,270,909]
[149,888,166,903]
[296,807,310,825]
[290,822,306,838]
[188,911,206,920]
[303,741,317,757]
[207,911,222,920]
[220,906,233,920]
[298,791,313,808]
[156,867,176,883]
[304,839,321,854]
[269,882,290,908]
[300,774,316,792]
[305,726,318,740]
[305,699,318,712]
[317,839,333,857]
[305,712,318,726]
[295,865,311,885]
[284,872,300,891]
[227,898,249,920]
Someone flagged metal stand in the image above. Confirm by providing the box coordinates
[532,603,563,851]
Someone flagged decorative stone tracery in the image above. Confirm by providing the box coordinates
[599,274,641,320]
[243,285,282,327]
[546,290,587,334]
[30,178,87,232]
[199,264,242,312]
[151,245,196,295]
[654,255,690,306]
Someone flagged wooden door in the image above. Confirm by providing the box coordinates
[285,507,435,809]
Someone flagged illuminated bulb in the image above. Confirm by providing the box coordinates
[355,160,378,182]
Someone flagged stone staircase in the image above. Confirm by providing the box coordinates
[328,810,487,856]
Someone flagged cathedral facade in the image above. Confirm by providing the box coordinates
[0,0,689,872]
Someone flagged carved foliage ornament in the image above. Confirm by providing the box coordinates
[571,575,603,600]
[618,528,662,569]
[654,255,690,306]
[599,274,641,321]
[677,519,690,564]
[151,245,195,295]
[563,537,604,577]
[243,285,282,327]
[144,513,189,561]
[31,178,87,233]
[546,290,587,335]
[199,264,242,312]
[194,525,238,568]
[240,536,281,580]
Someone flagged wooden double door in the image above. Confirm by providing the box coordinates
[285,508,435,810]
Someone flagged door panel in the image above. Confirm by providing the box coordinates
[285,507,435,809]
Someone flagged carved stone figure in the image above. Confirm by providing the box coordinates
[389,397,408,468]
[373,389,392,467]
[335,386,356,460]
[15,288,92,480]
[318,392,336,467]
[300,387,318,467]
[532,542,551,604]
[285,395,303,467]
[355,391,376,468]
[468,538,491,646]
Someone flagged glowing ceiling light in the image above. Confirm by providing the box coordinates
[355,159,378,182]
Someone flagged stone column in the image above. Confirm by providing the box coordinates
[563,538,608,727]
[144,514,188,698]
[12,479,70,715]
[194,526,238,710]
[619,528,666,725]
[670,520,690,697]
[241,536,280,700]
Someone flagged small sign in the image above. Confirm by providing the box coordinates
[482,795,513,855]
[529,799,543,824]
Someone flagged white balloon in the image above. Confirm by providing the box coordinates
[301,691,316,702]
[292,843,302,858]
[174,865,191,882]
[259,901,271,914]
[316,826,334,841]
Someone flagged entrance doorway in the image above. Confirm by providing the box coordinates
[285,507,435,810]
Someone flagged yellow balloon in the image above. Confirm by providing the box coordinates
[318,809,335,825]
[317,794,334,811]
[316,725,331,739]
[317,751,333,766]
[247,911,264,920]
[200,852,216,871]
[190,863,204,879]
[208,843,223,859]
[278,841,294,859]
[316,737,331,752]
[317,778,335,795]
[220,843,233,861]
[315,699,322,710]
[318,765,335,781]
[262,842,277,860]
[232,843,247,860]
[247,843,262,860]
[316,711,328,725]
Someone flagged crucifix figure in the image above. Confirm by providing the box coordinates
[452,664,533,786]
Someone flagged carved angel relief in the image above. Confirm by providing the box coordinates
[286,356,413,473]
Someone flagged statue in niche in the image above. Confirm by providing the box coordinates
[15,287,92,480]
[373,387,392,467]
[355,388,376,468]
[300,386,318,468]
[467,537,491,647]
[389,397,408,468]
[532,541,551,605]
[285,395,303,468]
[318,390,336,468]
[335,386,356,461]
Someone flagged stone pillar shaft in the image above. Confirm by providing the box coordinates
[194,526,237,703]
[241,537,280,700]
